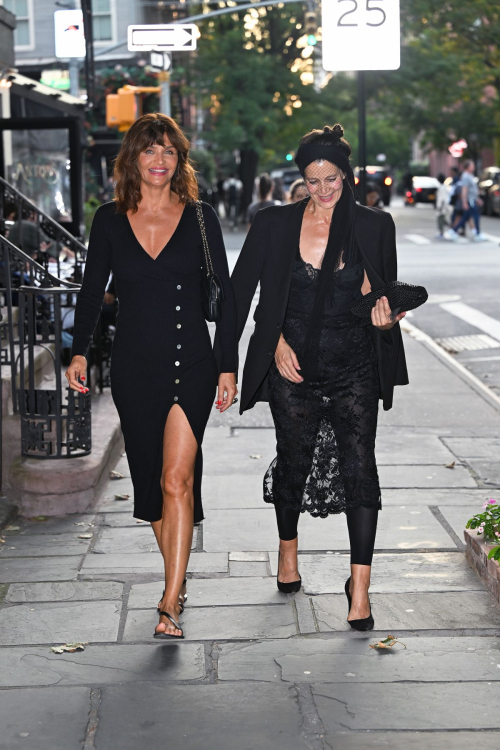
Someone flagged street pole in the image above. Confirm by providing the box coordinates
[159,70,171,118]
[68,58,80,98]
[357,70,367,206]
[81,0,95,108]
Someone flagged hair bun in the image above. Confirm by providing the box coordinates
[324,123,344,142]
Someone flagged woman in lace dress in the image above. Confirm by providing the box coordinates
[231,125,408,630]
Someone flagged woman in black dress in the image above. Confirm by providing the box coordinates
[231,125,408,631]
[66,114,238,639]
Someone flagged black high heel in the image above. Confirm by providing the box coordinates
[277,552,301,594]
[345,576,374,631]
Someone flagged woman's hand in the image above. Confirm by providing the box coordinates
[371,297,406,331]
[65,355,89,393]
[275,334,303,383]
[215,373,238,413]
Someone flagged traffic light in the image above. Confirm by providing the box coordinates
[106,85,161,132]
[304,11,318,46]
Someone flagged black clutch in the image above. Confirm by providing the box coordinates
[350,280,428,321]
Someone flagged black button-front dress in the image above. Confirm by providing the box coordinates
[264,247,381,518]
[71,201,237,523]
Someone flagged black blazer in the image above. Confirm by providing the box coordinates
[230,199,409,414]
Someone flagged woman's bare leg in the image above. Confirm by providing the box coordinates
[151,524,186,609]
[278,536,300,583]
[152,405,197,636]
[348,564,372,620]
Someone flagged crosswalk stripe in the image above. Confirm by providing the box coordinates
[480,232,500,244]
[440,302,500,342]
[404,234,432,245]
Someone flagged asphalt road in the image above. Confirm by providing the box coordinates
[222,197,500,401]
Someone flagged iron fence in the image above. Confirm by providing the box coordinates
[0,231,89,491]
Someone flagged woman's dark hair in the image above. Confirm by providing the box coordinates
[113,113,198,213]
[258,173,273,200]
[295,123,356,380]
[298,124,352,160]
[437,173,446,184]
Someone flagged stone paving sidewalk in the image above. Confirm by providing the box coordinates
[1,327,500,750]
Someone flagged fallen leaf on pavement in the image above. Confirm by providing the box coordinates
[249,454,262,459]
[370,635,406,650]
[78,534,93,539]
[73,522,87,526]
[51,642,88,654]
[445,461,455,469]
[110,470,124,479]
[114,494,130,501]
[5,525,20,531]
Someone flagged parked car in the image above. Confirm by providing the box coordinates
[405,176,440,206]
[478,166,500,215]
[270,167,301,193]
[354,166,393,206]
[484,179,500,216]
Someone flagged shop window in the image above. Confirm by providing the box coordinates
[2,0,33,49]
[93,0,113,43]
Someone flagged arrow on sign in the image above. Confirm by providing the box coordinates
[128,24,197,52]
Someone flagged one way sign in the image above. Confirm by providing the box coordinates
[128,24,197,52]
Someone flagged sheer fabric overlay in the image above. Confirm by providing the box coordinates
[264,254,381,518]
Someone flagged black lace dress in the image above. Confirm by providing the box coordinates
[264,247,381,518]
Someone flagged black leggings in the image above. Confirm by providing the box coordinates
[275,504,379,566]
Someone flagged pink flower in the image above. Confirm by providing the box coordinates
[477,527,483,534]
[487,499,497,505]
[481,522,486,526]
[482,502,489,509]
[496,532,500,538]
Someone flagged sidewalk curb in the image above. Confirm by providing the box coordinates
[401,320,500,416]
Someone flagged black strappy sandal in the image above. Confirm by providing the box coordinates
[153,611,184,640]
[157,578,187,614]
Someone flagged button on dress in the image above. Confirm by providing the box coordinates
[71,201,237,523]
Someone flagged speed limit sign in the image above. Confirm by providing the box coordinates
[322,0,400,71]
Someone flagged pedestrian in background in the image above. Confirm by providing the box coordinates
[365,182,383,208]
[246,173,280,227]
[435,173,451,239]
[288,178,308,203]
[223,173,243,230]
[446,160,487,242]
[66,113,238,640]
[231,124,408,632]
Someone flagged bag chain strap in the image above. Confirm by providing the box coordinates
[195,200,214,277]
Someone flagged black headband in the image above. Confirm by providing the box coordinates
[295,143,351,177]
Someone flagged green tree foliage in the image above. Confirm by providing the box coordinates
[381,1,500,159]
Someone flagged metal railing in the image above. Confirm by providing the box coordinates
[0,231,90,493]
[0,175,87,282]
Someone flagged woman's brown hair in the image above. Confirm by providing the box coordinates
[113,113,198,213]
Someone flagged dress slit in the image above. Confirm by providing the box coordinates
[161,403,204,525]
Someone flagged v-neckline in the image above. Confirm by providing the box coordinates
[126,203,187,261]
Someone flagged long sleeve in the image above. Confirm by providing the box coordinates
[230,209,267,341]
[381,212,397,282]
[203,203,238,374]
[71,206,112,358]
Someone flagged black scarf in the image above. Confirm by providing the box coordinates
[294,143,357,380]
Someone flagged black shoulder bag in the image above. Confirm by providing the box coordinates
[195,200,225,323]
